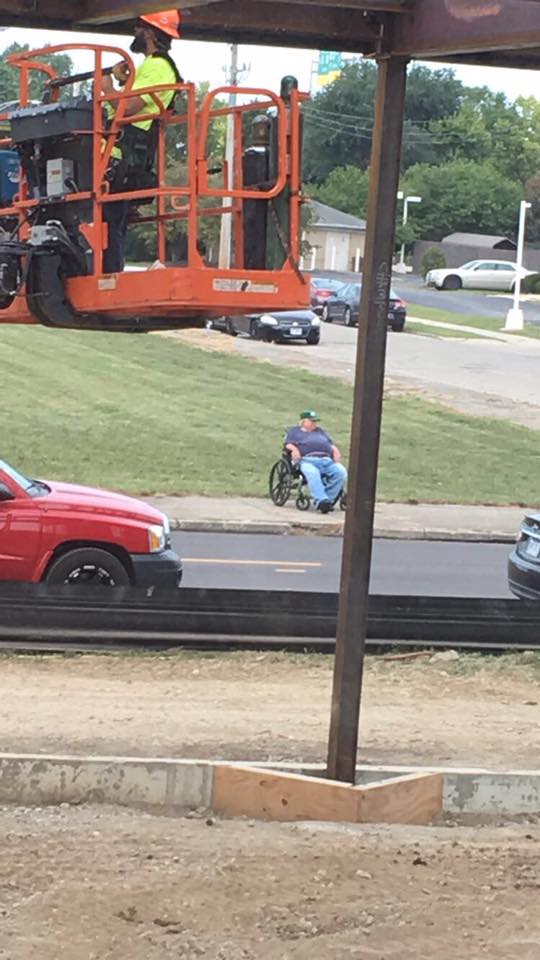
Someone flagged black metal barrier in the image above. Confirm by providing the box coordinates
[0,584,538,651]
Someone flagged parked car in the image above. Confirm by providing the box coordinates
[0,458,182,589]
[508,512,540,599]
[425,259,533,292]
[323,281,407,331]
[221,309,321,344]
[309,276,342,317]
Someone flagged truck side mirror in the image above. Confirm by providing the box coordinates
[0,482,15,501]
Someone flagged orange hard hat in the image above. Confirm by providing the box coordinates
[139,9,181,38]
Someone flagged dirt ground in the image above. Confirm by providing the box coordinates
[0,650,539,768]
[0,804,538,960]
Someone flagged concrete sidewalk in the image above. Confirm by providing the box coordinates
[147,495,529,541]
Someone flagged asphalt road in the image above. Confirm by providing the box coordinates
[227,303,540,428]
[173,530,514,597]
[396,274,540,324]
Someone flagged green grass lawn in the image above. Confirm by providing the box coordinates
[2,325,539,504]
[407,302,540,339]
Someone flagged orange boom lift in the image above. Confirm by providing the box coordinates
[0,44,308,331]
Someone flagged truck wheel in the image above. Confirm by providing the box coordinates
[45,548,130,587]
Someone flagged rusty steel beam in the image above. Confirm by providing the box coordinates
[392,0,540,56]
[0,0,383,48]
[0,0,77,24]
[79,0,222,25]
[326,55,408,785]
[175,0,382,50]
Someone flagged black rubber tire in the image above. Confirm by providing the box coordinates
[339,492,347,511]
[391,322,405,332]
[296,492,311,511]
[306,332,320,345]
[45,547,130,587]
[225,317,238,337]
[321,303,331,322]
[249,319,259,339]
[269,459,292,506]
[441,275,462,291]
[344,306,355,327]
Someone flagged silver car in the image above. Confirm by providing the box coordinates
[425,259,533,292]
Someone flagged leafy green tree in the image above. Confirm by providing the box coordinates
[310,165,370,218]
[525,172,540,244]
[400,120,439,170]
[403,65,464,125]
[0,42,74,104]
[429,104,491,164]
[302,61,377,183]
[302,60,465,183]
[399,159,523,241]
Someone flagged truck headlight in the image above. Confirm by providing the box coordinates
[148,524,166,553]
[259,314,278,325]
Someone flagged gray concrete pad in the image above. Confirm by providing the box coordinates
[1,754,538,817]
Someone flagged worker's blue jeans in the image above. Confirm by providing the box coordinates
[299,456,347,506]
[103,200,130,273]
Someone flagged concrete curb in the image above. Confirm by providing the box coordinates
[0,754,539,816]
[169,518,515,542]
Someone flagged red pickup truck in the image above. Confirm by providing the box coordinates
[0,459,182,589]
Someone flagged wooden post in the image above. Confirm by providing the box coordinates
[327,56,408,783]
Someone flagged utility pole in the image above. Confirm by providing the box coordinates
[218,44,241,269]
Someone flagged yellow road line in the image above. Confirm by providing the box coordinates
[184,558,321,567]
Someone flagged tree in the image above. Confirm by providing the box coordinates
[404,65,464,124]
[302,61,378,183]
[429,103,492,164]
[309,165,370,219]
[399,159,523,241]
[0,42,74,104]
[302,60,466,184]
[525,172,540,244]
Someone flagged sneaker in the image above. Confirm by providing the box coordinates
[317,499,332,514]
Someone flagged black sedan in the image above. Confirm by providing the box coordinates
[323,281,407,330]
[219,309,321,344]
[508,513,540,599]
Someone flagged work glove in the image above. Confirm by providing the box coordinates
[112,61,131,85]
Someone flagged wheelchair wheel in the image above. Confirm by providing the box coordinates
[339,492,347,511]
[296,491,311,511]
[269,458,292,506]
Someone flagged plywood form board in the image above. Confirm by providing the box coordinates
[357,772,443,825]
[212,765,443,824]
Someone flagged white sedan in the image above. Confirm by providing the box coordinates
[425,259,533,292]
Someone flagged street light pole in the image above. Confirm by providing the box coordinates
[504,199,531,332]
[396,195,422,273]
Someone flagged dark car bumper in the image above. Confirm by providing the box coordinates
[508,550,540,599]
[267,327,315,341]
[130,548,183,591]
[388,307,406,329]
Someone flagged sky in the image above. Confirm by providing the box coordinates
[1,26,539,103]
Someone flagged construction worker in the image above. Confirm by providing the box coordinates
[100,10,182,273]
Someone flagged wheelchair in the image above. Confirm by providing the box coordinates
[268,450,347,512]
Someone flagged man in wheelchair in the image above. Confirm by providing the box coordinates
[284,410,347,513]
